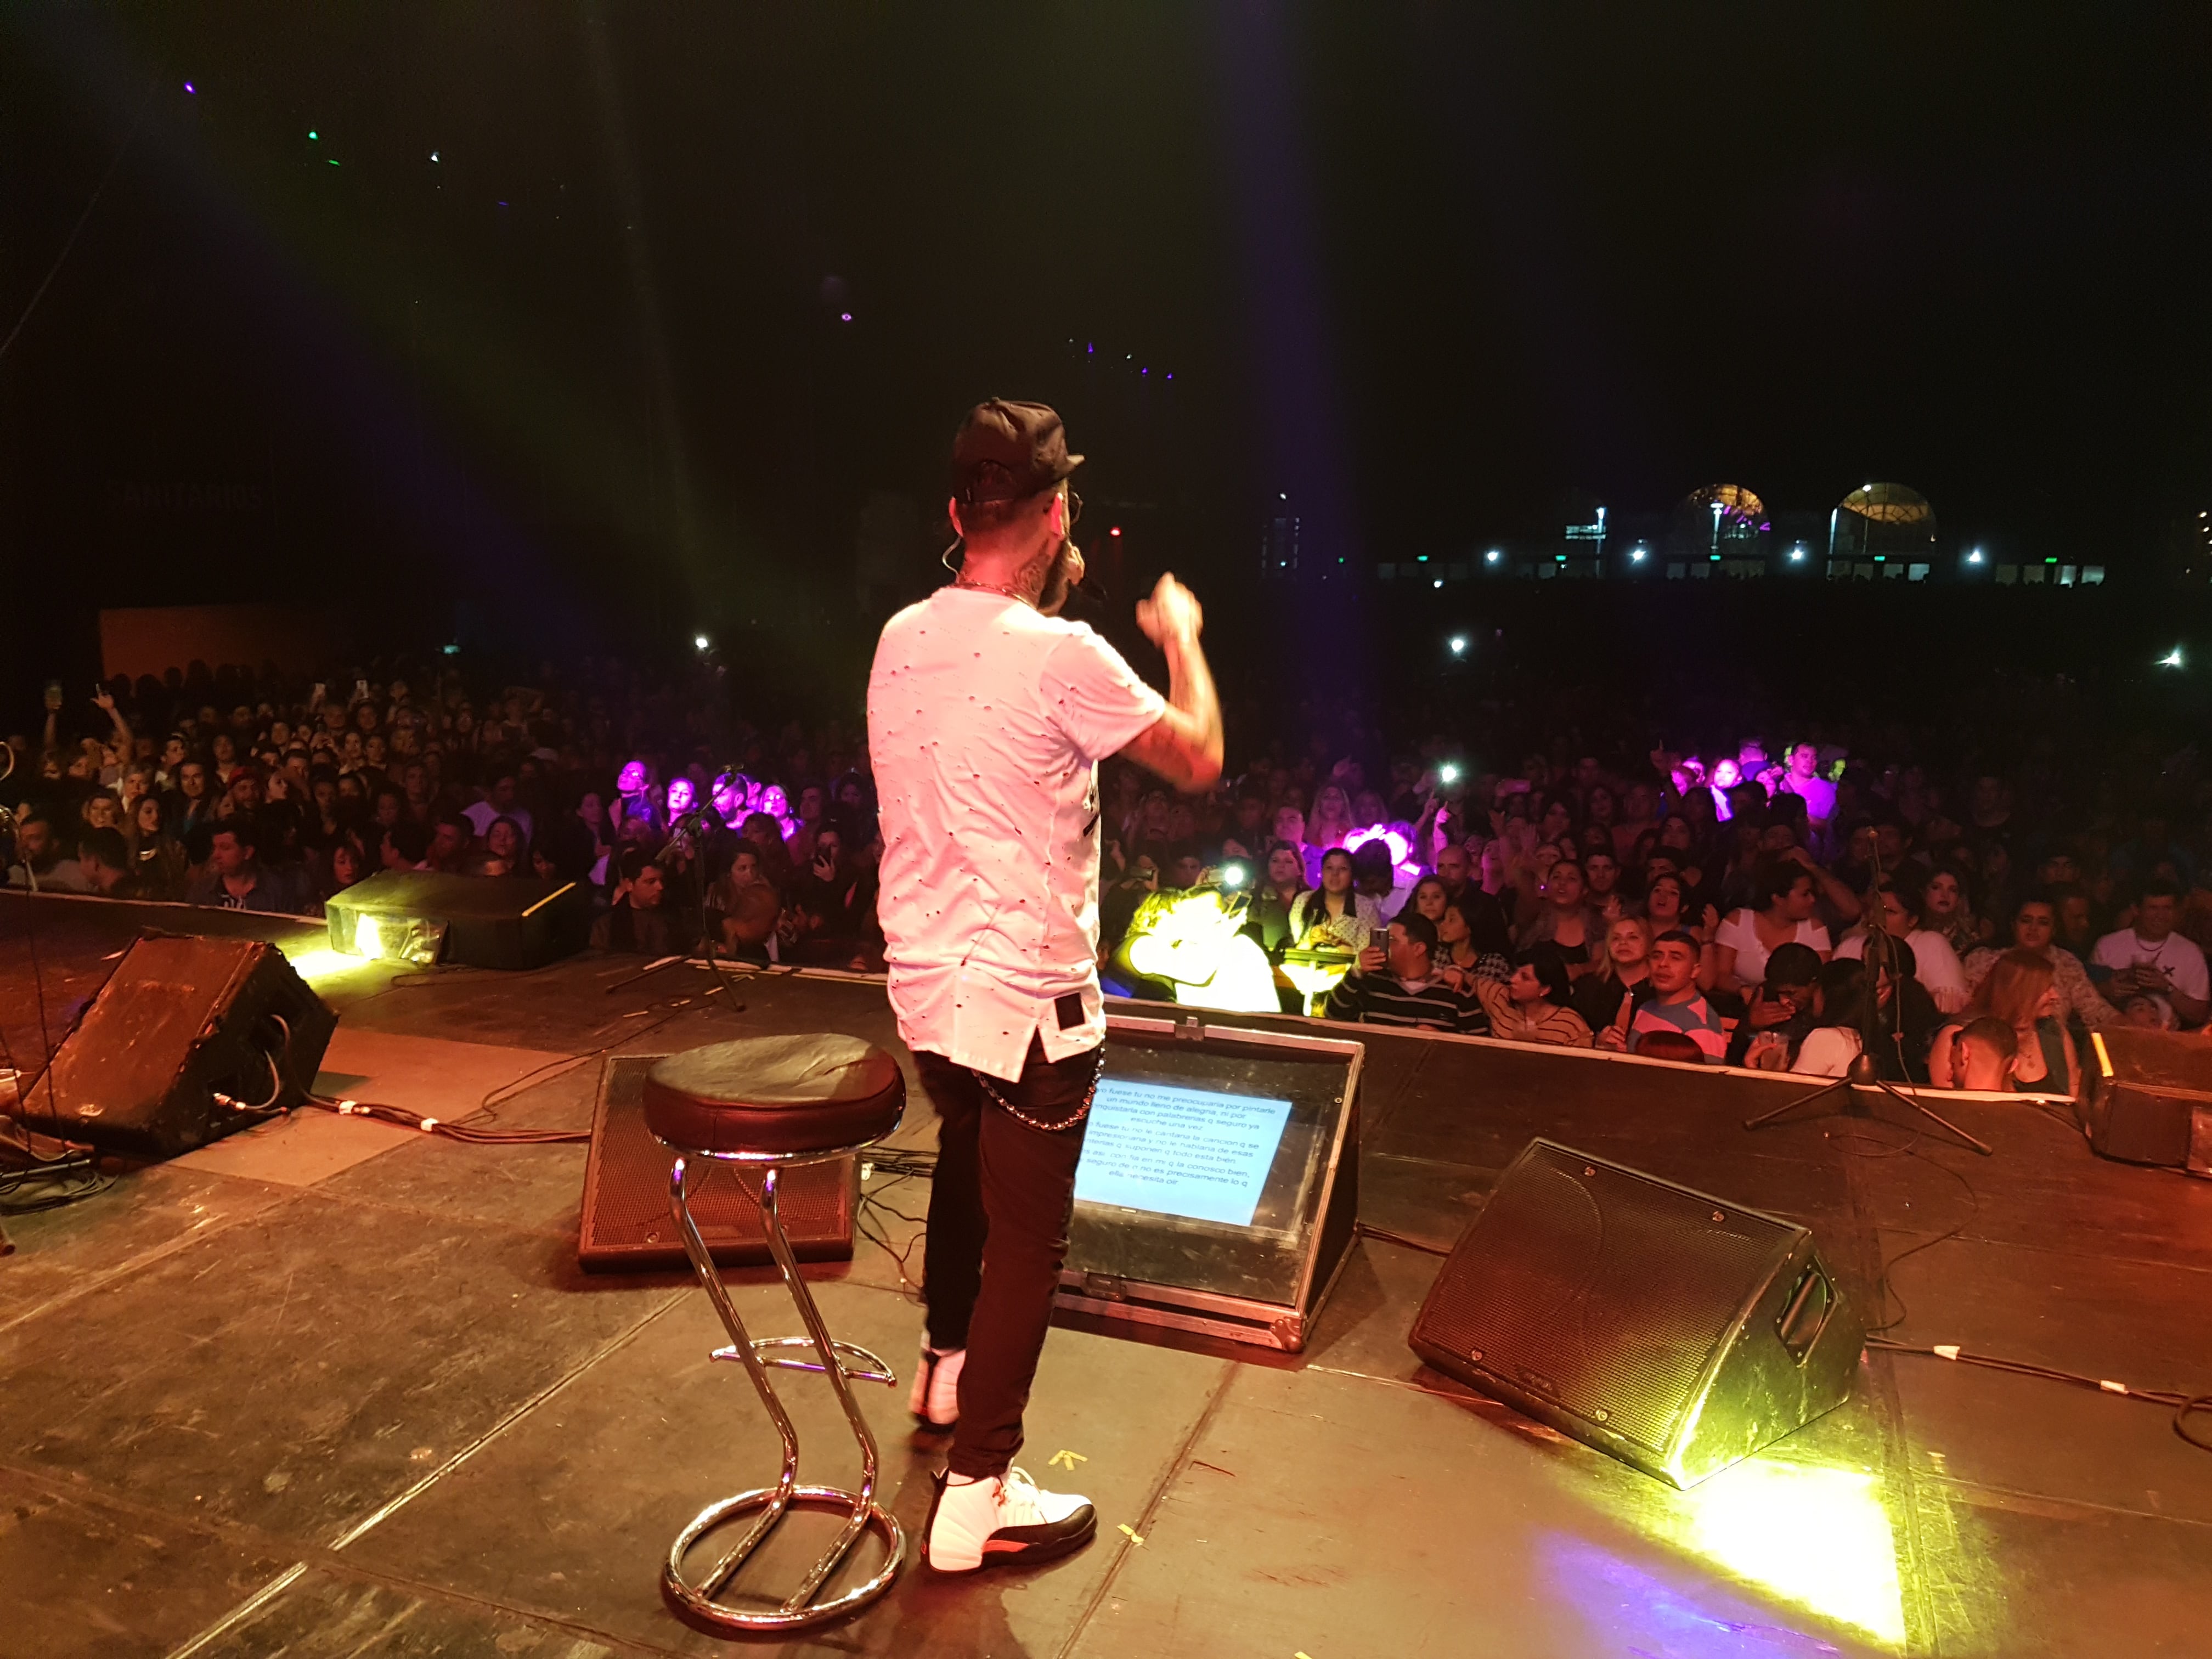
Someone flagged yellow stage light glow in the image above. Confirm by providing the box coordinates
[1278,949,1355,1015]
[1123,890,1280,1015]
[1675,1459,1905,1647]
[281,947,368,984]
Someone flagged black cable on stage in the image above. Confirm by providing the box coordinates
[475,1002,703,1116]
[1355,1221,1452,1257]
[1820,1115,2209,1457]
[860,1191,926,1227]
[854,1197,926,1301]
[0,1163,111,1216]
[1868,1336,2212,1455]
[862,1152,937,1181]
[1821,1121,1982,1336]
[300,1092,593,1146]
[296,991,715,1146]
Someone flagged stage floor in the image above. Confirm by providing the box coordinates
[4,892,2211,1658]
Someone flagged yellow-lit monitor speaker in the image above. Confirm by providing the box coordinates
[325,871,588,969]
[1410,1138,1863,1488]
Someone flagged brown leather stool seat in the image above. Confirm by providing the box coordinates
[643,1034,905,1156]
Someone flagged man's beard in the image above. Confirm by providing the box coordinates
[1036,538,1085,617]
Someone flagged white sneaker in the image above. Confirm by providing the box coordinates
[922,1467,1097,1573]
[908,1346,963,1430]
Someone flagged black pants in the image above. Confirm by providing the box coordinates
[915,1035,1097,1480]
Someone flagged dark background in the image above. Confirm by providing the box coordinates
[4,3,2210,726]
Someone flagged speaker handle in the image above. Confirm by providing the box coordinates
[1775,1262,1834,1364]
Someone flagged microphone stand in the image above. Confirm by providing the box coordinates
[1741,825,1993,1155]
[2,765,78,1154]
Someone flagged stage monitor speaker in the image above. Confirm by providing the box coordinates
[32,933,337,1159]
[2084,1029,2212,1176]
[578,1054,856,1271]
[324,870,589,970]
[1409,1139,1862,1488]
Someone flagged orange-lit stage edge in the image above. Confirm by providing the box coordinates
[3,890,2208,1658]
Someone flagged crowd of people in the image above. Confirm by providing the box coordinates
[1096,720,2211,1097]
[9,651,2208,1098]
[3,657,881,967]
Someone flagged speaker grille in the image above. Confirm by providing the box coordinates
[1419,1143,1796,1452]
[579,1055,854,1269]
[41,934,335,1157]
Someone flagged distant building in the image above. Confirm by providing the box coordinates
[1367,478,2123,588]
[1260,496,1301,580]
[1826,483,1937,580]
[1672,484,1769,578]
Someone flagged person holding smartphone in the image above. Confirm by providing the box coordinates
[794,825,871,948]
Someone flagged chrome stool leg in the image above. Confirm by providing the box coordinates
[662,1152,904,1631]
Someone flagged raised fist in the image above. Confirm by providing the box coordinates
[1135,572,1203,647]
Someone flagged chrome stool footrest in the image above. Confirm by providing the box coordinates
[713,1336,897,1385]
[663,1150,905,1632]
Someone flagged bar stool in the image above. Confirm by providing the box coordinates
[644,1032,909,1631]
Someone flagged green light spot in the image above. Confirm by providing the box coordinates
[2045,557,2058,564]
[328,158,340,166]
[308,130,318,140]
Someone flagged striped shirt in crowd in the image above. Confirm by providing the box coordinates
[1472,975,1595,1048]
[1325,969,1491,1035]
[1629,992,1729,1059]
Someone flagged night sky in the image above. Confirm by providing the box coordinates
[4,4,2209,668]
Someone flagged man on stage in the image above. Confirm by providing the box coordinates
[868,399,1222,1573]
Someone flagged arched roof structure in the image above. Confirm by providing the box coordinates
[1839,482,1934,526]
[1837,482,1937,554]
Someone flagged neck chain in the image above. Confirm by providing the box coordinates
[953,577,1036,607]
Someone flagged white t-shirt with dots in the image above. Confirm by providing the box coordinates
[869,587,1166,1081]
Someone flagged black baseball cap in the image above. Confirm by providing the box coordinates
[952,399,1083,505]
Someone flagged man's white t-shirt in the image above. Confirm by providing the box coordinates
[2092,927,2210,1003]
[868,588,1166,1081]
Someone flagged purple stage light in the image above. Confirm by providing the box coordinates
[840,312,853,321]
[183,81,196,93]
